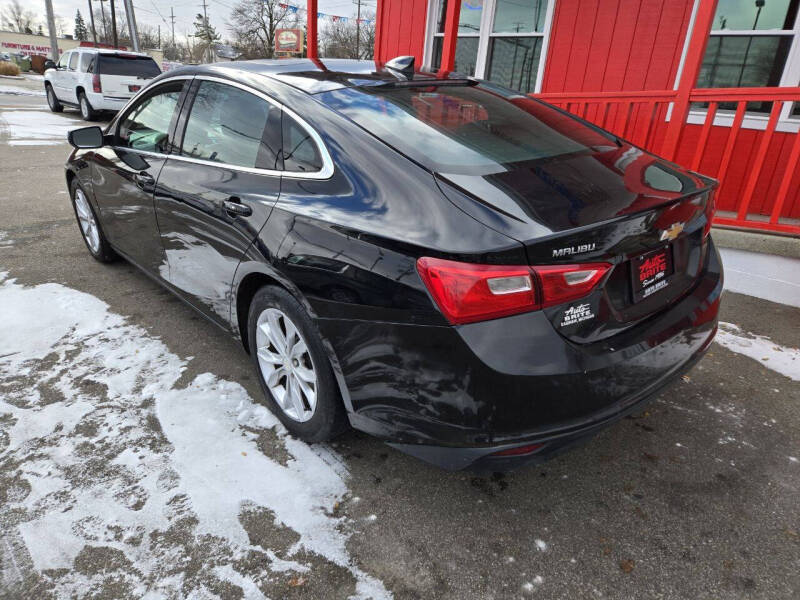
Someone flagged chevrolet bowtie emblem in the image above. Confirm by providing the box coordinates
[659,222,685,242]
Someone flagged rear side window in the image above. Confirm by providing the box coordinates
[80,53,93,72]
[97,55,161,77]
[282,113,323,173]
[180,81,282,170]
[117,81,184,153]
[68,52,79,70]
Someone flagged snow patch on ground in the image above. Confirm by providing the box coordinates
[0,85,45,97]
[716,322,800,382]
[0,109,79,145]
[0,273,389,598]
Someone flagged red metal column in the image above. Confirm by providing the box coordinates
[660,0,718,160]
[307,0,318,59]
[440,0,461,73]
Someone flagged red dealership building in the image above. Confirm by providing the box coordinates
[306,0,800,236]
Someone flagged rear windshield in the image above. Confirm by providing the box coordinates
[97,55,161,78]
[320,83,616,175]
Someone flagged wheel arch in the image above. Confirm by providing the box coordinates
[232,264,355,414]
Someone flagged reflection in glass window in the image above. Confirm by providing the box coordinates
[712,0,797,31]
[181,81,280,169]
[493,0,548,33]
[436,0,484,34]
[487,37,542,93]
[118,82,183,153]
[432,36,480,75]
[699,36,793,88]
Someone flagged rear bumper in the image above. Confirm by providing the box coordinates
[318,240,723,470]
[86,92,131,111]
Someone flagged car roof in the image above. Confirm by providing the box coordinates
[73,47,152,57]
[166,58,457,95]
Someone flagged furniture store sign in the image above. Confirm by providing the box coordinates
[2,42,55,56]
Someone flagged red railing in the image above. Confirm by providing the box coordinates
[536,87,800,236]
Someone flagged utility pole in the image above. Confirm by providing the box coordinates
[109,0,118,48]
[88,0,98,44]
[170,7,176,45]
[123,0,139,50]
[158,24,161,48]
[43,0,59,61]
[353,0,361,59]
[201,0,210,63]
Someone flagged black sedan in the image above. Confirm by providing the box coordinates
[64,58,722,470]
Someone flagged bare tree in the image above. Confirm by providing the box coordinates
[320,14,374,60]
[2,0,37,33]
[228,0,300,59]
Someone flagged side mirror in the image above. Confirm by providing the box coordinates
[44,59,56,71]
[68,126,105,149]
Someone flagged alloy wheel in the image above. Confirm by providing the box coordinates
[80,96,90,119]
[74,188,100,253]
[255,307,318,422]
[47,88,56,109]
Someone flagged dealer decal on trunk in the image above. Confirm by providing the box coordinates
[561,303,595,327]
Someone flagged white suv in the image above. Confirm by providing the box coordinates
[44,47,161,120]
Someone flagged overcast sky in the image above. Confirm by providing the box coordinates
[1,0,375,43]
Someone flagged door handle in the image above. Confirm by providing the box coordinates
[134,171,155,188]
[222,197,252,217]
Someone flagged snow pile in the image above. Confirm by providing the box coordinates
[716,322,800,382]
[0,272,389,599]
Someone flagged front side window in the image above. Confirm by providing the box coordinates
[430,0,552,93]
[68,52,79,70]
[180,81,281,170]
[117,82,184,153]
[698,0,800,114]
[58,52,70,69]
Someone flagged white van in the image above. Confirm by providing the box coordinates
[44,47,161,120]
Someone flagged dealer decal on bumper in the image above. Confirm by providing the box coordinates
[561,303,595,327]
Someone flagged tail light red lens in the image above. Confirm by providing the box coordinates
[534,263,611,308]
[416,257,537,325]
[92,74,102,93]
[416,257,611,325]
[491,443,545,457]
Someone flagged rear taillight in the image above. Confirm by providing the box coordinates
[534,264,610,308]
[416,257,611,325]
[92,74,102,93]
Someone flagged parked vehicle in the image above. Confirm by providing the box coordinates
[64,58,722,470]
[45,47,160,120]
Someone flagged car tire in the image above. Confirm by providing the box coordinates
[69,178,118,263]
[248,285,349,442]
[78,91,98,121]
[45,83,63,113]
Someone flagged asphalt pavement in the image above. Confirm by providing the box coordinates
[1,81,799,600]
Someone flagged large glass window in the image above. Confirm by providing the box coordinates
[429,0,552,93]
[697,0,800,114]
[321,84,612,176]
[181,81,281,170]
[117,82,184,153]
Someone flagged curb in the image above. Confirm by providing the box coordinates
[711,227,800,259]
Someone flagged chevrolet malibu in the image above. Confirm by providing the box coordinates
[64,58,722,470]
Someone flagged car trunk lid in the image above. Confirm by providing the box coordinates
[96,54,160,98]
[435,145,716,343]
